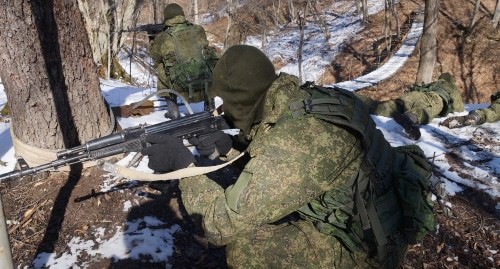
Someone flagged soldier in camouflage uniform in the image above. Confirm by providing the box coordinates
[150,3,219,118]
[440,91,500,128]
[358,73,464,140]
[141,45,435,268]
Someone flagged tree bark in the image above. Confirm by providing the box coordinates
[416,0,440,84]
[0,0,112,151]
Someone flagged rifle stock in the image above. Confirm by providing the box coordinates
[0,111,228,182]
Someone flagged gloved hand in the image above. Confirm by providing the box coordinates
[188,131,232,159]
[141,134,195,173]
[440,113,480,129]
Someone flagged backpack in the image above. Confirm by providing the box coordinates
[165,24,216,100]
[291,84,435,251]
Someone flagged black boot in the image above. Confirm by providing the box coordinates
[394,112,421,140]
[164,97,180,119]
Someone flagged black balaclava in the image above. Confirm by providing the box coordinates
[210,45,278,145]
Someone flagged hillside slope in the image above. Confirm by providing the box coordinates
[330,0,499,104]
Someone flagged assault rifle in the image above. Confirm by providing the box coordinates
[0,111,228,182]
[122,23,165,40]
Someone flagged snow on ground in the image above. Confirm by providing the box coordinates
[0,0,498,267]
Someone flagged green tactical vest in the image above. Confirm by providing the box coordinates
[164,24,212,99]
[290,83,435,253]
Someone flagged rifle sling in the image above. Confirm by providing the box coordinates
[99,151,245,181]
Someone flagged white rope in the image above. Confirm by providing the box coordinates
[10,128,98,171]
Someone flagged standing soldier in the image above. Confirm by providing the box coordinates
[358,73,464,140]
[150,3,219,118]
[440,91,500,128]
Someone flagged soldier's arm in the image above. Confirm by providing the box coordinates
[178,117,364,246]
[475,100,500,124]
[150,33,172,66]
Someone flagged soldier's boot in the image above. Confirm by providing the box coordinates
[164,97,180,119]
[394,112,421,140]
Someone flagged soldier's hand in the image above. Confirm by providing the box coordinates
[141,134,195,173]
[188,131,232,159]
[440,114,479,129]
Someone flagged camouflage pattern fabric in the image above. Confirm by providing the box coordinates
[150,15,218,102]
[179,74,413,268]
[475,91,500,124]
[359,77,464,124]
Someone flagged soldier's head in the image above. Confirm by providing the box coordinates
[439,72,455,84]
[163,3,185,22]
[210,45,277,144]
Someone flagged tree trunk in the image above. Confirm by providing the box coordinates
[194,0,199,24]
[0,0,112,152]
[224,0,234,49]
[298,15,305,84]
[392,0,400,38]
[361,0,368,23]
[469,0,481,31]
[384,0,391,52]
[416,0,440,84]
[77,0,141,71]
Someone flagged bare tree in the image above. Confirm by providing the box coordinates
[0,0,113,152]
[469,0,481,31]
[391,0,400,38]
[194,0,200,24]
[308,0,330,40]
[77,0,143,78]
[272,0,284,26]
[360,0,368,23]
[384,0,392,52]
[288,0,297,22]
[494,0,500,27]
[416,0,440,84]
[297,1,308,84]
[224,0,235,49]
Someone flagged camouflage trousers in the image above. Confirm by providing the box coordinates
[225,219,408,269]
[359,91,445,124]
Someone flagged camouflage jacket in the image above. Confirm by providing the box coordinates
[408,78,464,116]
[178,73,366,246]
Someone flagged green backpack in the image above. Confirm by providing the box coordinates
[291,84,435,251]
[165,25,215,99]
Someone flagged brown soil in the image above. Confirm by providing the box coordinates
[1,0,499,268]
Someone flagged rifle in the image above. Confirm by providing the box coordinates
[0,111,228,182]
[122,23,165,39]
